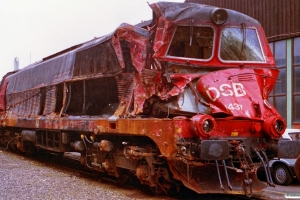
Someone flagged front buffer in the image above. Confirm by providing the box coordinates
[168,139,267,196]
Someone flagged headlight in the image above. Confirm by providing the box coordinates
[263,116,286,138]
[191,114,216,138]
[274,119,284,133]
[210,8,228,25]
[202,119,213,133]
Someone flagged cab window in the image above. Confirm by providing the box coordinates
[167,26,214,60]
[220,27,264,62]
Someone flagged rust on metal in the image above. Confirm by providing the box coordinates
[0,1,294,197]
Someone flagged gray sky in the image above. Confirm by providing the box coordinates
[0,0,183,79]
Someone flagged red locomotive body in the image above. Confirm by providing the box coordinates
[0,2,296,197]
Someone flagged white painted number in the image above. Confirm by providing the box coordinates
[225,103,243,110]
[206,83,246,101]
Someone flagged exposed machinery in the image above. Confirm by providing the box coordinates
[1,2,299,197]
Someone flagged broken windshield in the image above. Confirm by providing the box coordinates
[220,27,264,62]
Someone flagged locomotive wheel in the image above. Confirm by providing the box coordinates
[149,176,170,195]
[273,164,293,185]
[116,168,131,185]
[16,140,35,156]
[149,184,163,195]
[117,174,130,185]
[24,144,36,157]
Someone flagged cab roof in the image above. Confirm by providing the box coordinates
[150,1,260,25]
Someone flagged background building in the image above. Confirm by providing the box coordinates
[186,0,300,129]
[14,57,19,71]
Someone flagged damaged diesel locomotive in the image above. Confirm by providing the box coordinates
[0,2,297,197]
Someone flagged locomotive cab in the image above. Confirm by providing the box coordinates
[144,2,288,195]
[148,3,285,138]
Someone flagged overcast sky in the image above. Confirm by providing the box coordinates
[0,0,183,79]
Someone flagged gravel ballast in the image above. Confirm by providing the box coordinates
[0,150,162,200]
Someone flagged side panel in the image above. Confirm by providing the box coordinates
[0,81,8,111]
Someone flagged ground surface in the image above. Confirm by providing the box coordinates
[0,150,298,200]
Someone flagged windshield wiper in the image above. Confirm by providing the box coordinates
[189,19,194,46]
[240,23,246,60]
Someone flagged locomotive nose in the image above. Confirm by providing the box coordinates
[263,116,286,138]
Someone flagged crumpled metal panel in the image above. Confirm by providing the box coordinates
[167,159,267,194]
[6,52,75,94]
[5,23,149,96]
[6,88,40,118]
[0,79,9,111]
[73,40,121,77]
[43,86,56,115]
[152,18,176,63]
[112,23,150,74]
[196,68,277,117]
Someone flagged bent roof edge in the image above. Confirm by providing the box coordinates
[5,30,116,94]
[150,1,260,25]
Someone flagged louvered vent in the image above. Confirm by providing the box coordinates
[237,73,255,82]
[115,73,134,102]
